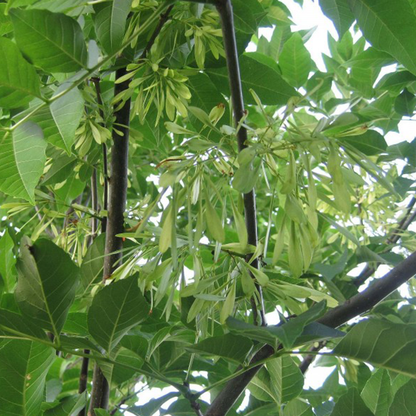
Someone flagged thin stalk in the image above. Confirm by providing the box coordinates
[215,0,266,327]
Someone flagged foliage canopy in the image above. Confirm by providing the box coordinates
[1,0,416,415]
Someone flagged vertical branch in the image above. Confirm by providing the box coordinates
[88,7,175,413]
[215,0,266,326]
[89,67,131,416]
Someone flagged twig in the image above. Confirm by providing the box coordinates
[215,0,266,327]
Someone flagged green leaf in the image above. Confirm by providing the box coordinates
[283,399,314,416]
[377,70,416,95]
[0,37,41,108]
[331,388,373,416]
[207,54,298,105]
[0,123,47,204]
[50,86,84,154]
[338,130,387,156]
[81,233,106,291]
[227,301,328,349]
[319,0,355,37]
[394,88,416,116]
[16,237,80,336]
[360,369,391,416]
[186,334,252,363]
[87,275,150,352]
[0,230,16,292]
[279,32,312,88]
[129,393,180,416]
[333,319,416,378]
[93,0,132,55]
[267,356,304,404]
[348,0,416,76]
[0,309,48,341]
[389,379,416,416]
[44,393,87,416]
[0,340,55,416]
[10,8,88,73]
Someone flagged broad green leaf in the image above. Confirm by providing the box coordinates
[186,334,252,363]
[361,369,391,416]
[331,388,373,416]
[50,87,84,154]
[0,123,46,205]
[0,340,55,416]
[0,309,48,341]
[283,399,314,416]
[394,88,416,116]
[389,379,416,416]
[279,32,312,88]
[319,0,355,37]
[207,54,298,105]
[15,237,80,336]
[87,275,150,352]
[333,319,416,378]
[10,8,88,73]
[0,230,16,292]
[338,130,387,156]
[42,152,77,186]
[0,37,41,108]
[93,0,132,55]
[267,356,304,404]
[377,70,416,95]
[230,0,258,33]
[227,301,328,349]
[348,0,416,76]
[44,393,87,416]
[80,233,106,291]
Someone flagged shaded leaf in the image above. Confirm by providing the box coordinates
[88,275,150,352]
[93,0,132,55]
[0,37,41,108]
[10,8,87,72]
[0,340,55,416]
[186,334,252,363]
[331,387,373,416]
[361,369,391,416]
[0,123,46,205]
[16,237,80,336]
[389,379,416,416]
[334,319,416,378]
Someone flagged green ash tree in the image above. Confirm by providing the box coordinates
[1,0,416,415]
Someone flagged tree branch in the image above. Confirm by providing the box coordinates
[89,65,131,416]
[204,250,416,416]
[88,6,175,414]
[354,196,416,287]
[216,0,266,326]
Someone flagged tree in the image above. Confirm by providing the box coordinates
[1,0,416,415]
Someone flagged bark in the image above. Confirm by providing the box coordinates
[216,0,266,326]
[88,67,131,416]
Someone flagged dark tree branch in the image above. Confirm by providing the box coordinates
[88,7,175,414]
[216,0,266,327]
[89,66,131,416]
[204,250,416,416]
[354,196,416,287]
